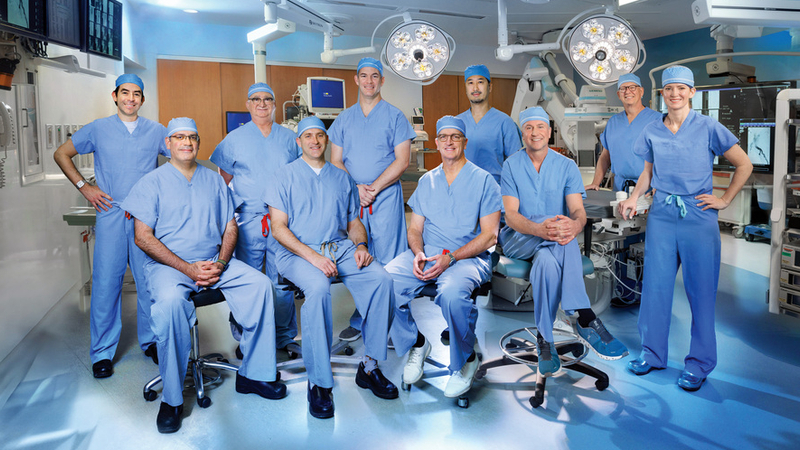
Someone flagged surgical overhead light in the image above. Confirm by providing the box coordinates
[565,15,643,84]
[382,19,455,85]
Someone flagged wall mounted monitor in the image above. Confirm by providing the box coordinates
[46,0,81,49]
[307,77,345,117]
[82,0,122,60]
[0,0,47,40]
[739,120,774,173]
[226,111,251,134]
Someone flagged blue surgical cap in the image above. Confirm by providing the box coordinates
[662,65,694,88]
[248,82,275,98]
[519,106,549,126]
[464,64,491,83]
[357,57,383,76]
[436,116,466,136]
[617,73,642,89]
[297,116,327,136]
[166,117,197,137]
[115,74,144,90]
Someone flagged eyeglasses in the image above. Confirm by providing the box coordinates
[170,134,200,143]
[248,97,275,104]
[618,85,640,93]
[436,134,465,142]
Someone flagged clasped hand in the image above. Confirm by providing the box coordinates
[187,261,224,287]
[412,251,449,281]
[543,215,579,246]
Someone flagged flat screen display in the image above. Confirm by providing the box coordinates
[226,111,251,134]
[47,0,81,49]
[309,78,345,110]
[83,0,122,60]
[0,0,47,40]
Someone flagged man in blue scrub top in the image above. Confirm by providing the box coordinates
[499,107,628,377]
[210,82,301,353]
[456,64,521,185]
[385,116,501,398]
[586,73,661,308]
[329,57,416,341]
[54,74,167,379]
[123,118,286,433]
[267,116,398,420]
[586,73,662,192]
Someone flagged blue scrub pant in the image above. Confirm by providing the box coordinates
[276,241,393,389]
[90,207,155,363]
[385,247,490,372]
[500,227,591,343]
[350,182,408,330]
[235,212,297,348]
[638,191,720,377]
[146,259,278,407]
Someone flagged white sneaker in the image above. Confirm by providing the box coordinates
[444,355,480,398]
[402,339,431,384]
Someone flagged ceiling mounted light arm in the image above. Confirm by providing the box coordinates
[495,0,605,61]
[320,13,407,64]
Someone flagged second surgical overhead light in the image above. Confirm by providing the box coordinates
[567,15,642,84]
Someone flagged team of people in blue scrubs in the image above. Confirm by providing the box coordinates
[55,74,167,378]
[619,66,753,391]
[62,60,755,432]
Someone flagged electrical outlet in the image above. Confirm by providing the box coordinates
[46,124,54,148]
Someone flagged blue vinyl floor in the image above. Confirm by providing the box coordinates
[1,235,798,450]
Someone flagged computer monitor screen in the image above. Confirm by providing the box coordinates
[226,111,251,134]
[740,120,774,173]
[46,0,81,49]
[0,0,46,40]
[307,77,345,116]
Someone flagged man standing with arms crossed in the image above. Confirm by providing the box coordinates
[210,82,301,352]
[54,74,167,378]
[456,64,521,185]
[328,57,416,340]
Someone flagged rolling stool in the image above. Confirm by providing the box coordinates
[400,281,492,408]
[475,250,609,409]
[143,288,240,408]
[275,278,360,373]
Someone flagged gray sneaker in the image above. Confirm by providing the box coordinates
[338,326,362,342]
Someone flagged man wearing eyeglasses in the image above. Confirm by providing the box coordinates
[456,64,521,185]
[328,57,416,342]
[385,116,501,398]
[210,82,301,354]
[54,74,167,379]
[123,118,286,433]
[499,107,628,378]
[586,73,661,192]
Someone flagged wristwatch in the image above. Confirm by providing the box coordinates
[446,251,456,266]
[75,180,86,189]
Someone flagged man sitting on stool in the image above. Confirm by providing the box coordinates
[385,116,501,398]
[122,118,286,433]
[266,116,398,420]
[499,107,628,377]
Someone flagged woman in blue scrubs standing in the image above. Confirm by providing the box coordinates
[618,65,752,391]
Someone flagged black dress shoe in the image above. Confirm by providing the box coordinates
[235,372,287,399]
[355,362,399,399]
[307,383,334,419]
[92,359,113,379]
[144,343,159,365]
[156,402,183,434]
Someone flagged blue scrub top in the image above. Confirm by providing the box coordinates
[72,115,168,206]
[456,107,522,183]
[634,109,737,196]
[599,107,661,190]
[501,149,586,221]
[328,100,416,185]
[264,159,360,248]
[210,121,301,214]
[121,164,235,265]
[408,161,501,258]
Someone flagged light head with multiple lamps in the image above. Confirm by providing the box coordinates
[566,14,643,84]
[383,19,454,85]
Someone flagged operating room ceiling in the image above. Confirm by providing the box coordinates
[128,0,706,48]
